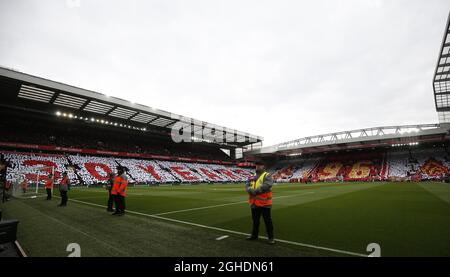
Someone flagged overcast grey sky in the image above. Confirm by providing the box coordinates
[0,0,448,146]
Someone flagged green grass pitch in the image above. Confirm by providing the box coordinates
[2,181,450,257]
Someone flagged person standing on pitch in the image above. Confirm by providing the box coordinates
[111,167,128,216]
[106,172,116,212]
[246,161,275,244]
[20,178,28,194]
[45,173,54,200]
[58,172,69,207]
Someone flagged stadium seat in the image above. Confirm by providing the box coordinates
[3,146,447,186]
[2,152,78,185]
[1,151,255,186]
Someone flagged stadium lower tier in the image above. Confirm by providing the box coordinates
[271,147,450,182]
[1,151,254,186]
[2,146,449,186]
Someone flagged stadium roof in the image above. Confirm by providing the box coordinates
[0,66,262,148]
[245,124,450,156]
[433,11,450,123]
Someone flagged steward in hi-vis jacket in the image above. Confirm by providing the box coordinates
[245,160,275,245]
[111,167,128,216]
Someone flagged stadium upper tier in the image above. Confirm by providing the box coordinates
[0,67,262,149]
[245,124,450,157]
[0,115,234,162]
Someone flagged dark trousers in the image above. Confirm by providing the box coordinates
[60,191,68,206]
[107,190,114,210]
[251,207,274,240]
[114,195,126,213]
[46,188,52,200]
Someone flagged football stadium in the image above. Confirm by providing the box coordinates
[1,3,450,260]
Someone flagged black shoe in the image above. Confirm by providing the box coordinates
[267,239,275,245]
[112,212,120,216]
[246,236,258,241]
[107,209,114,212]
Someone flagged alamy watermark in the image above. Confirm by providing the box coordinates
[170,116,257,144]
[67,243,81,257]
[366,243,381,257]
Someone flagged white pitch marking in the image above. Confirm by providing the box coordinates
[153,191,315,216]
[16,199,131,256]
[216,235,229,241]
[63,196,367,257]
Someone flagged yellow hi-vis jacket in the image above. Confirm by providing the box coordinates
[248,172,272,207]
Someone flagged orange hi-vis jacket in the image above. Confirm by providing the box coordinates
[21,180,28,189]
[44,179,54,189]
[248,172,272,207]
[111,175,128,197]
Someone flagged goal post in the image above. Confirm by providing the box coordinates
[11,166,55,199]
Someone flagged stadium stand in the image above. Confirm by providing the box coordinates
[0,116,233,161]
[0,151,255,186]
[2,144,448,187]
[386,151,411,179]
[3,151,76,185]
[272,158,319,182]
[68,155,119,185]
[0,105,259,186]
[115,158,178,184]
[0,67,447,186]
[270,145,450,183]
